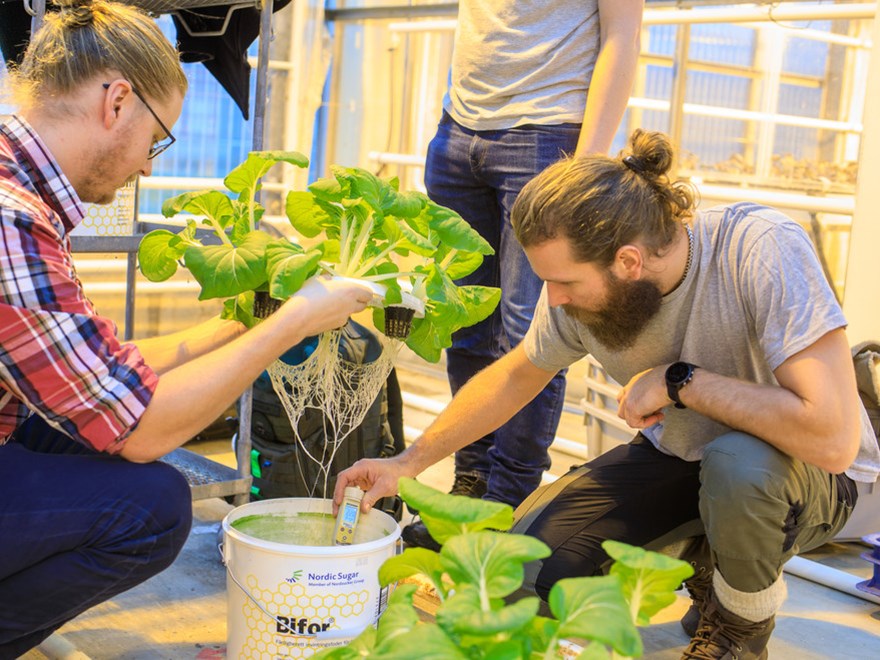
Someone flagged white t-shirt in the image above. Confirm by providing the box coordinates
[524,202,880,483]
[444,0,600,130]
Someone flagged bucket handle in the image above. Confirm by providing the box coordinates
[222,545,373,641]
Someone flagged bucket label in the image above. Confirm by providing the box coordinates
[299,570,364,587]
[239,574,370,657]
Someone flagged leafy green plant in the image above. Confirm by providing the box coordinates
[314,479,693,659]
[137,151,500,362]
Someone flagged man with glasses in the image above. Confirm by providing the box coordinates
[0,2,374,655]
[103,81,177,159]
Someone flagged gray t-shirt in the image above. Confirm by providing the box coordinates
[444,0,600,130]
[524,202,880,483]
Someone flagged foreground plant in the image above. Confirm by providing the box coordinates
[314,479,693,659]
[137,151,500,362]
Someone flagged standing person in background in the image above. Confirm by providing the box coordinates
[0,2,372,655]
[404,0,644,550]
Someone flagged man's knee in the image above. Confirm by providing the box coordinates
[107,461,192,572]
[701,432,790,506]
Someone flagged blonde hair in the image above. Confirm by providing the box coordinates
[9,0,187,109]
[512,129,696,266]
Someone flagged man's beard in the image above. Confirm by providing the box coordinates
[563,273,662,351]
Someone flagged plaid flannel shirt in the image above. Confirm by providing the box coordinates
[0,115,158,453]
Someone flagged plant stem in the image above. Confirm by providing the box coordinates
[319,263,341,277]
[338,212,352,270]
[248,184,257,232]
[439,250,458,271]
[360,271,416,282]
[410,274,427,299]
[541,635,561,660]
[346,213,376,276]
[209,216,234,247]
[354,241,400,277]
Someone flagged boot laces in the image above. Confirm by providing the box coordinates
[682,600,768,660]
[449,474,487,498]
[685,564,713,604]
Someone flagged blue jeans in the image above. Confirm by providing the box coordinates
[0,416,192,657]
[424,113,578,507]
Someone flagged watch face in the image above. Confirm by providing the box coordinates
[667,361,691,384]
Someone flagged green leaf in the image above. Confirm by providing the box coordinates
[230,203,262,243]
[183,231,273,300]
[286,191,342,238]
[308,173,347,202]
[604,539,694,626]
[373,626,467,659]
[161,190,235,232]
[310,644,362,659]
[378,547,446,593]
[482,639,528,660]
[520,616,560,658]
[318,238,341,263]
[456,285,502,328]
[571,641,612,659]
[441,532,550,599]
[224,150,308,195]
[331,165,385,212]
[381,186,426,218]
[401,276,499,363]
[397,219,438,255]
[221,292,256,327]
[437,585,540,635]
[402,317,442,362]
[137,229,186,282]
[374,583,421,645]
[266,242,322,299]
[443,250,485,280]
[549,575,642,657]
[424,202,494,254]
[399,479,514,542]
[347,585,467,659]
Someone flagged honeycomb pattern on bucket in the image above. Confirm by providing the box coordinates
[238,574,370,658]
[79,182,136,236]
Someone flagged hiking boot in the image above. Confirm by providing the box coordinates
[401,474,488,551]
[681,564,714,638]
[448,473,489,499]
[682,590,774,659]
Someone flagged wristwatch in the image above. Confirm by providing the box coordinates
[665,362,698,409]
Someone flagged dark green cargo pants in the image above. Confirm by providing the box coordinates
[512,432,856,598]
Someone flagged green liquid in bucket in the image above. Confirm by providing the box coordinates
[231,512,336,546]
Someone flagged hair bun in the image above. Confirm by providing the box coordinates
[626,129,674,177]
[56,0,96,28]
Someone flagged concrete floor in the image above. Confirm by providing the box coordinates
[19,362,880,659]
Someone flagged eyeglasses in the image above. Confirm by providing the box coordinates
[102,82,176,159]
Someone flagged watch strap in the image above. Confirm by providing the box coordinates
[666,362,697,409]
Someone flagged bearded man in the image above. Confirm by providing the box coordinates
[335,129,880,659]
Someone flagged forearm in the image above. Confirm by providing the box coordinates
[678,369,859,473]
[130,316,246,374]
[399,346,556,475]
[575,3,643,155]
[119,308,306,462]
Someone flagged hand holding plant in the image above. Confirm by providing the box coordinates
[277,276,376,337]
[137,151,501,362]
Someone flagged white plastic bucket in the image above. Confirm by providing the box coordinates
[222,498,401,658]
